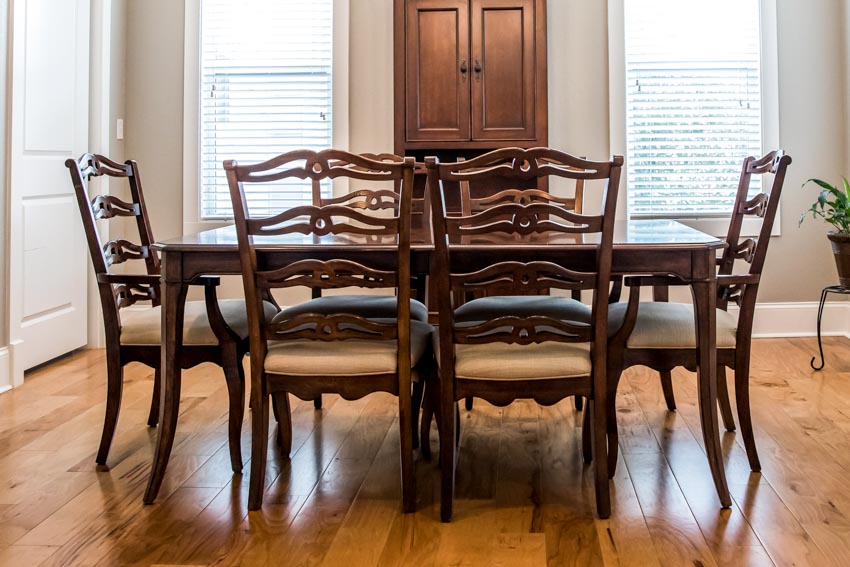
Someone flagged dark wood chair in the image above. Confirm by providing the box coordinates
[304,154,430,412]
[225,149,433,511]
[66,153,271,472]
[606,150,792,474]
[425,148,624,521]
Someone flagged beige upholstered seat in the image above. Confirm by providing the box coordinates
[120,300,277,346]
[609,301,738,349]
[281,295,429,323]
[453,341,591,380]
[264,319,433,376]
[453,295,590,323]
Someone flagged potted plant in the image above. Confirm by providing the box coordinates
[801,177,850,288]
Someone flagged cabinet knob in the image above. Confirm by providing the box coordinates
[460,58,467,74]
[474,59,482,74]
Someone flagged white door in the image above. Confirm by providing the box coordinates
[7,0,90,381]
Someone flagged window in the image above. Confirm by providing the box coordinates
[610,0,779,227]
[197,0,334,219]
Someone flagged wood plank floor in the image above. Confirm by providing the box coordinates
[1,337,849,566]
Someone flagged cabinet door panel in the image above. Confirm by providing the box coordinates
[406,0,470,142]
[471,0,535,141]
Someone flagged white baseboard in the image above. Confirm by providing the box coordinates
[731,301,850,339]
[0,347,11,394]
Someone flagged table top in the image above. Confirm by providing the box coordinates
[155,219,725,253]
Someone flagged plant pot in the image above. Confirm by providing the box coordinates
[828,232,850,288]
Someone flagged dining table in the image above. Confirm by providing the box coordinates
[142,218,732,510]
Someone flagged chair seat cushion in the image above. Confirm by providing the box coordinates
[453,295,591,323]
[609,301,738,349]
[264,320,434,376]
[453,341,592,381]
[281,295,429,322]
[120,299,277,346]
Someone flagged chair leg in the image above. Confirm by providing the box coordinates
[222,349,245,474]
[581,404,592,463]
[465,396,473,411]
[574,395,584,412]
[735,351,760,471]
[97,349,124,466]
[420,368,439,462]
[411,378,425,450]
[248,390,270,511]
[143,365,183,504]
[439,374,456,522]
[717,366,736,432]
[659,370,677,411]
[147,367,161,428]
[398,379,416,513]
[590,399,611,518]
[313,396,322,410]
[272,392,292,457]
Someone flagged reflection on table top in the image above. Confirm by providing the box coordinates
[156,219,724,252]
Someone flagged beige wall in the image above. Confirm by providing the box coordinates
[120,0,849,303]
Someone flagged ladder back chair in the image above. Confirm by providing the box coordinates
[225,149,434,511]
[304,154,430,412]
[66,153,264,475]
[607,150,792,474]
[426,148,624,521]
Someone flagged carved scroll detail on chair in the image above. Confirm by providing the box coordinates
[248,205,396,237]
[256,259,398,290]
[449,203,599,237]
[103,239,150,266]
[113,283,159,308]
[454,315,592,345]
[321,189,401,211]
[91,195,141,220]
[238,149,406,184]
[731,238,757,263]
[738,193,768,217]
[267,312,398,342]
[452,261,594,295]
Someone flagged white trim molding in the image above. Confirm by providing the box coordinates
[732,301,850,339]
[0,347,11,394]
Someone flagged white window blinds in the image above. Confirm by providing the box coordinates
[200,0,333,219]
[625,0,762,218]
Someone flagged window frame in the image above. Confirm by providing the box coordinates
[608,0,780,237]
[182,0,350,234]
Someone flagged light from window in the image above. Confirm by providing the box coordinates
[200,0,333,219]
[625,0,762,218]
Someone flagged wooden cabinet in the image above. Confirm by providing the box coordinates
[394,0,547,152]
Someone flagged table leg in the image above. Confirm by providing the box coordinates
[143,267,187,504]
[691,279,732,508]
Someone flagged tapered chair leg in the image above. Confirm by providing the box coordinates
[659,370,676,411]
[97,348,124,466]
[734,351,760,471]
[222,350,245,474]
[574,395,584,411]
[465,396,473,411]
[147,367,161,428]
[440,374,457,522]
[272,392,292,457]
[248,390,271,510]
[398,380,416,513]
[313,396,322,410]
[581,404,592,464]
[717,366,736,432]
[590,399,611,518]
[411,378,425,450]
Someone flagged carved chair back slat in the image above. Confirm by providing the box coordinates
[66,153,162,321]
[427,148,623,348]
[718,150,791,308]
[226,149,416,347]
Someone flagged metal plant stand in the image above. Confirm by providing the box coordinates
[811,285,850,370]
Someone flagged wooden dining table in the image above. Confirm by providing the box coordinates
[142,218,732,510]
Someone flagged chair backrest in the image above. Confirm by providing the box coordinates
[225,149,417,363]
[426,147,623,357]
[66,154,161,330]
[717,150,791,309]
[459,156,585,216]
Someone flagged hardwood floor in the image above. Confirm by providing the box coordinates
[1,337,849,566]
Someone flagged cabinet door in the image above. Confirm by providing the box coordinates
[405,0,470,142]
[470,0,536,141]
